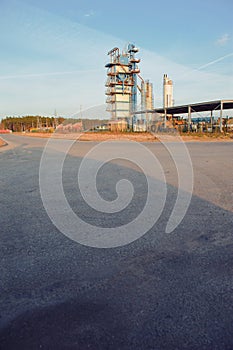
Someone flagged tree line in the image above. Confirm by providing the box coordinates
[1,116,65,132]
[1,116,110,132]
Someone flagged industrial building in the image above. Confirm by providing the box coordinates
[163,74,174,108]
[105,44,232,133]
[105,44,154,131]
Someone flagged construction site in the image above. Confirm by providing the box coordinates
[105,44,233,133]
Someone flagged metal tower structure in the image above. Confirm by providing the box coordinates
[105,44,141,128]
[128,44,140,126]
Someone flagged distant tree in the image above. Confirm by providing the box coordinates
[1,116,65,131]
[1,116,108,132]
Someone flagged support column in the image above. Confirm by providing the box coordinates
[220,101,223,133]
[188,106,191,131]
[164,108,167,128]
[210,110,213,133]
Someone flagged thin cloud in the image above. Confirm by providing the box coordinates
[216,33,230,46]
[197,52,233,71]
[0,69,102,80]
[84,10,95,17]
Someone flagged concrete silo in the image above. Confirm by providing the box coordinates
[163,74,173,108]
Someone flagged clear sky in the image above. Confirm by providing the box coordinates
[0,0,232,117]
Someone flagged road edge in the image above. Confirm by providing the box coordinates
[0,137,8,147]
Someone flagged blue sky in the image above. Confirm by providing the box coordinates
[0,0,232,117]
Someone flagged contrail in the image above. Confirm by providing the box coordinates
[197,52,233,71]
[0,69,102,80]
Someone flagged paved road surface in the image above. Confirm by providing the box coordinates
[0,134,233,349]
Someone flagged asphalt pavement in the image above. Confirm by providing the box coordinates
[0,134,232,349]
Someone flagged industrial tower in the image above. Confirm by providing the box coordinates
[105,44,153,130]
[163,74,173,108]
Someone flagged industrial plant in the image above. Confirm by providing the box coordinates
[1,43,232,135]
[105,43,233,133]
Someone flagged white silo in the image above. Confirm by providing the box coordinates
[163,74,173,108]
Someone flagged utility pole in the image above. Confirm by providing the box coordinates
[54,109,58,128]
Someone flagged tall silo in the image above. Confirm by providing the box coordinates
[163,74,173,108]
[141,79,154,126]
